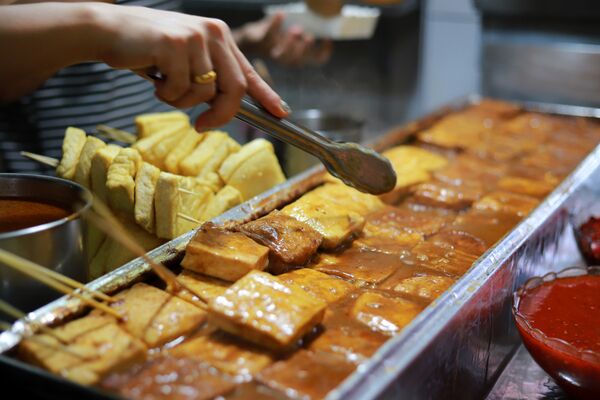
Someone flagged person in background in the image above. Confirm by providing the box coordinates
[0,0,332,172]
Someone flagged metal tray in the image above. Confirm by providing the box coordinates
[2,97,599,400]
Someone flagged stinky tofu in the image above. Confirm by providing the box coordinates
[154,172,183,240]
[407,231,487,276]
[257,350,355,399]
[351,292,422,336]
[198,136,241,179]
[473,191,539,218]
[433,153,506,190]
[169,331,274,376]
[179,131,238,176]
[106,148,142,214]
[200,185,243,221]
[176,177,214,237]
[380,146,448,204]
[309,325,388,364]
[469,129,539,161]
[135,110,190,138]
[109,283,206,348]
[73,136,106,188]
[182,223,269,281]
[176,269,229,305]
[410,180,483,210]
[497,176,555,198]
[393,275,456,303]
[56,127,87,180]
[134,162,160,234]
[90,144,122,204]
[279,268,355,304]
[208,271,326,350]
[238,211,323,273]
[132,121,188,166]
[164,128,204,174]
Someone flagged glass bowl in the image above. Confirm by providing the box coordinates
[513,266,600,399]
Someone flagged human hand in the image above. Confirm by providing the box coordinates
[234,13,333,67]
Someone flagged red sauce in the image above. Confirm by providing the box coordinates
[0,197,71,234]
[515,274,600,399]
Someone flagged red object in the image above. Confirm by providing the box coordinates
[514,268,600,400]
[578,216,600,264]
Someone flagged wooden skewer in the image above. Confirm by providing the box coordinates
[96,124,136,144]
[177,213,201,224]
[20,151,59,168]
[177,188,197,195]
[0,299,68,343]
[0,250,122,320]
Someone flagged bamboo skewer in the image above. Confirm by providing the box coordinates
[0,299,67,343]
[96,124,136,144]
[0,250,122,319]
[178,213,201,224]
[20,151,59,168]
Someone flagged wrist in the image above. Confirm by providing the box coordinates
[69,2,114,62]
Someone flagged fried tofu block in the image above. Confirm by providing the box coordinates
[135,110,190,139]
[197,171,224,193]
[56,127,87,180]
[19,315,146,386]
[154,172,183,240]
[219,139,285,200]
[433,153,506,190]
[257,350,355,399]
[410,180,483,210]
[469,129,539,161]
[208,271,327,350]
[417,110,496,150]
[473,191,539,218]
[73,136,105,188]
[451,209,521,247]
[176,177,214,237]
[170,331,274,376]
[309,325,388,364]
[309,182,384,216]
[198,136,241,179]
[134,162,161,234]
[393,275,455,303]
[182,223,269,281]
[90,144,122,204]
[497,176,554,198]
[380,146,448,204]
[109,283,206,348]
[106,148,142,215]
[279,268,355,304]
[164,128,204,174]
[176,269,229,305]
[150,128,187,170]
[352,292,422,336]
[132,121,188,166]
[200,185,243,221]
[179,131,238,176]
[238,211,323,273]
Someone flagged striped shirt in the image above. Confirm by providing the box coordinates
[0,0,184,173]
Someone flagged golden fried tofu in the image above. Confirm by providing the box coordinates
[352,292,422,336]
[176,269,230,305]
[279,268,355,304]
[257,350,355,399]
[238,211,323,273]
[179,131,238,176]
[393,275,455,303]
[134,162,161,234]
[109,283,206,348]
[154,172,183,240]
[433,153,506,190]
[73,136,105,188]
[312,247,400,284]
[309,325,388,364]
[164,128,204,174]
[497,176,555,198]
[417,111,495,150]
[90,144,122,204]
[208,271,326,350]
[200,185,243,221]
[450,209,521,247]
[132,121,188,166]
[150,128,187,171]
[135,110,190,139]
[106,148,142,214]
[19,315,146,386]
[380,146,448,204]
[410,180,483,210]
[56,127,86,180]
[473,191,539,218]
[176,176,215,237]
[182,223,269,281]
[198,136,241,179]
[196,171,224,193]
[469,129,539,161]
[219,139,285,200]
[169,331,274,376]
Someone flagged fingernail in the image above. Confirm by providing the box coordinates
[281,100,292,114]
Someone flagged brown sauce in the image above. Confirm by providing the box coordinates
[0,197,71,234]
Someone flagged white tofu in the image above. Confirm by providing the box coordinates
[176,177,214,237]
[154,172,184,240]
[164,129,204,174]
[135,111,190,139]
[106,148,142,215]
[179,131,238,176]
[200,185,243,221]
[73,136,105,188]
[132,121,188,166]
[56,127,86,180]
[90,144,122,204]
[134,162,161,234]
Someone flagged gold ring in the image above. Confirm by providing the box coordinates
[193,71,217,84]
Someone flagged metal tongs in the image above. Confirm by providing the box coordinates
[236,97,396,195]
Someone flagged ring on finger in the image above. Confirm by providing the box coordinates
[193,71,217,85]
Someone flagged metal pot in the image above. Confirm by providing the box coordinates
[0,174,92,312]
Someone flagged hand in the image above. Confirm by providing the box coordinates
[235,13,332,67]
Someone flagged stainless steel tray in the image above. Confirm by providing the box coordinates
[2,97,599,400]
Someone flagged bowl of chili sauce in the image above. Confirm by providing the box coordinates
[513,266,600,399]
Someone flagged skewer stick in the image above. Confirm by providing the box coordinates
[177,213,201,224]
[178,188,197,195]
[20,151,59,168]
[96,124,136,144]
[0,299,67,343]
[0,250,122,319]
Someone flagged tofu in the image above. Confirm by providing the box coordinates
[176,177,214,237]
[208,271,327,350]
[176,269,230,305]
[410,180,483,210]
[106,148,142,215]
[497,176,555,198]
[85,225,105,266]
[393,275,455,303]
[135,110,190,139]
[200,185,243,221]
[182,223,269,281]
[154,172,184,240]
[150,128,187,170]
[198,136,241,179]
[196,171,224,193]
[88,237,111,280]
[433,153,506,190]
[351,292,422,336]
[56,127,87,180]
[218,139,285,200]
[473,191,539,218]
[279,268,355,304]
[309,325,388,364]
[169,331,274,376]
[164,128,204,174]
[134,162,161,234]
[73,136,105,188]
[90,144,122,204]
[109,283,206,348]
[450,209,521,247]
[238,211,323,273]
[132,121,188,166]
[179,131,237,176]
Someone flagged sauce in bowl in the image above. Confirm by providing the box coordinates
[514,267,600,399]
[0,197,71,234]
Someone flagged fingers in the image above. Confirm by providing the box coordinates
[153,39,191,102]
[312,39,333,65]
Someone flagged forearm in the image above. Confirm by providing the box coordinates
[0,3,108,102]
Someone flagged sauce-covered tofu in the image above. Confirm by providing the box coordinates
[473,191,540,218]
[410,180,483,210]
[182,223,269,281]
[351,292,422,336]
[450,209,521,247]
[393,275,456,303]
[176,269,230,305]
[208,271,326,350]
[238,211,323,273]
[309,325,388,364]
[279,268,356,304]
